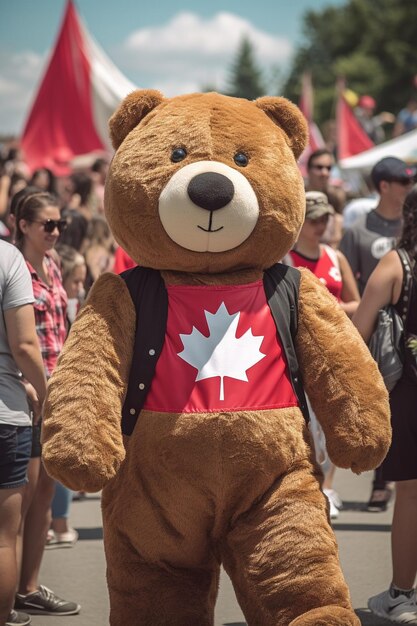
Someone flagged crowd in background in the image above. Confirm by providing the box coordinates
[0,152,137,279]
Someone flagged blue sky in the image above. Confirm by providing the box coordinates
[0,0,346,134]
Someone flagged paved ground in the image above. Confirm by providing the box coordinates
[27,469,394,625]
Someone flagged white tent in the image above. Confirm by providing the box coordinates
[339,128,417,171]
[21,0,136,175]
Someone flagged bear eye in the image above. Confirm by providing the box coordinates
[234,152,249,167]
[171,147,187,163]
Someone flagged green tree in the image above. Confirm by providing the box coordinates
[226,37,266,100]
[283,0,417,125]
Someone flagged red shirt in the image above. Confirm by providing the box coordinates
[26,255,68,378]
[288,245,342,301]
[143,281,298,413]
[113,247,136,274]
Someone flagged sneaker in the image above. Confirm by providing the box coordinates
[368,588,417,623]
[15,585,80,615]
[323,488,342,519]
[45,527,78,549]
[6,610,31,625]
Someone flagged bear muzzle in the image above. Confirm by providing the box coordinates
[159,160,259,253]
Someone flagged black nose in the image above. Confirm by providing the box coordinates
[187,172,234,211]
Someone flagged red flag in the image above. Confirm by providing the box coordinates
[336,79,374,160]
[20,0,135,175]
[298,72,324,175]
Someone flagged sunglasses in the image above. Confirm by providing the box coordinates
[310,164,332,171]
[30,218,68,233]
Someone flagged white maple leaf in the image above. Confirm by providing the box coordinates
[178,302,266,401]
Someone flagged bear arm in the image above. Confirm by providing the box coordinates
[295,268,391,473]
[41,273,136,492]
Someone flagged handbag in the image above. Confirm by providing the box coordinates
[368,249,412,392]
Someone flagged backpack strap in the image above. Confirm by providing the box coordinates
[120,267,168,435]
[263,263,310,423]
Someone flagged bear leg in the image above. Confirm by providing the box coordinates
[289,605,360,625]
[105,539,219,626]
[221,461,356,626]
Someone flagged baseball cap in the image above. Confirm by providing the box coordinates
[359,95,376,109]
[305,191,335,220]
[371,157,417,188]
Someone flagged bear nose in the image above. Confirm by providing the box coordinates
[187,172,235,211]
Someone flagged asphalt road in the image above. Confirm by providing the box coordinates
[26,469,394,625]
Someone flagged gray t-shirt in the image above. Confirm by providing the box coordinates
[339,209,402,294]
[0,241,34,426]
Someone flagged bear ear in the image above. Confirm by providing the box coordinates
[109,89,164,150]
[255,96,308,160]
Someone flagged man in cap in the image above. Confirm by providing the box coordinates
[340,155,416,512]
[341,156,416,294]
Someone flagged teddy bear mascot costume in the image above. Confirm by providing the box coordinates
[42,90,391,626]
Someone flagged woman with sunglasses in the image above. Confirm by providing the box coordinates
[13,192,80,617]
[15,192,68,378]
[284,191,360,521]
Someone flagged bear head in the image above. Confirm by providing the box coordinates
[105,90,308,273]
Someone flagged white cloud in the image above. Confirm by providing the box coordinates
[118,11,292,96]
[0,50,45,135]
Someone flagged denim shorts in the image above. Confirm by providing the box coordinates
[0,424,32,489]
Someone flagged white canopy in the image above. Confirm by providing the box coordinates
[339,129,417,171]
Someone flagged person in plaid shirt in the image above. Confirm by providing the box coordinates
[26,253,67,379]
[13,191,80,617]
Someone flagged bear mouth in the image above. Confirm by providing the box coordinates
[197,213,224,233]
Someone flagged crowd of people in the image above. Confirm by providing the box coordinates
[299,149,417,624]
[0,140,416,625]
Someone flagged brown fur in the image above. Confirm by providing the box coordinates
[42,273,135,491]
[296,268,391,472]
[42,90,389,625]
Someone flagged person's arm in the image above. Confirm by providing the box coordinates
[0,174,11,219]
[5,304,47,406]
[42,272,136,491]
[352,250,401,342]
[296,268,390,473]
[337,250,361,318]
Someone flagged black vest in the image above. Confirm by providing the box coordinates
[120,264,309,436]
